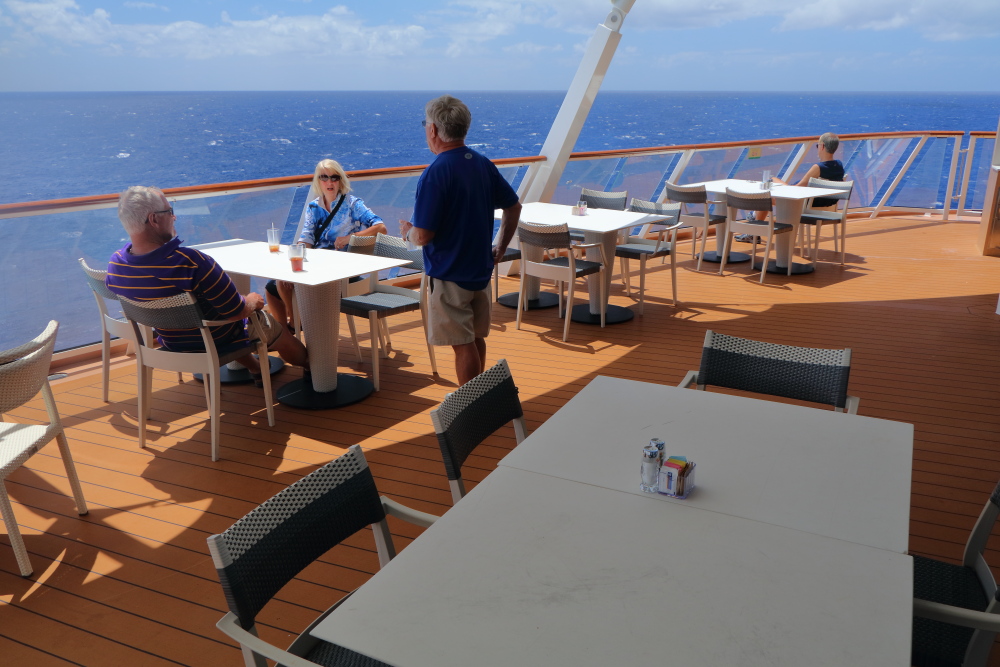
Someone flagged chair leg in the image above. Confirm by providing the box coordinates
[208,370,221,461]
[137,363,149,449]
[380,319,393,356]
[759,233,771,284]
[839,221,846,265]
[516,275,526,331]
[563,278,574,342]
[101,330,111,403]
[621,257,631,296]
[54,431,89,515]
[637,256,646,315]
[418,298,438,375]
[697,225,709,272]
[718,229,730,276]
[669,251,678,307]
[369,312,381,391]
[256,345,275,428]
[346,315,363,361]
[0,482,32,576]
[599,268,607,329]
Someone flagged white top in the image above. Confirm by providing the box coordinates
[697,179,835,201]
[191,239,408,286]
[499,376,913,553]
[314,466,913,667]
[501,201,666,234]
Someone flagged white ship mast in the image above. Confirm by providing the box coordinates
[519,0,637,203]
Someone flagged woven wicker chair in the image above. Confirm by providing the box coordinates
[117,292,275,461]
[516,220,607,341]
[614,199,683,314]
[207,444,437,667]
[430,359,529,504]
[664,182,728,271]
[721,188,793,284]
[79,258,138,402]
[798,178,854,265]
[0,321,89,576]
[574,188,628,243]
[339,234,437,390]
[678,330,859,413]
[912,478,1000,667]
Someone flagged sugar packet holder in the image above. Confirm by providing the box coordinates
[658,461,696,499]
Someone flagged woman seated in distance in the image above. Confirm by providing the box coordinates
[266,159,387,329]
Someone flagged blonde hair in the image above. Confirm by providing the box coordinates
[310,159,351,201]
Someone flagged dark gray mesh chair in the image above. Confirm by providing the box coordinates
[207,444,437,667]
[575,188,628,242]
[339,233,437,390]
[516,220,607,341]
[430,359,529,504]
[912,479,1000,667]
[721,188,793,284]
[664,182,727,272]
[493,246,521,302]
[798,178,853,265]
[678,330,859,413]
[118,292,275,461]
[614,199,683,314]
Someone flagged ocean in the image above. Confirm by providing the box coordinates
[2,91,999,206]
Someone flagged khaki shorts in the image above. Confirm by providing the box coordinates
[426,278,492,346]
[253,310,284,346]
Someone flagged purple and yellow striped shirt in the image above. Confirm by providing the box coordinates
[106,237,249,352]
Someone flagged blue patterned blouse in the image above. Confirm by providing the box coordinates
[298,195,383,250]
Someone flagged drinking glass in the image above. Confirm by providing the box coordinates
[267,228,280,253]
[289,243,305,272]
[762,170,771,189]
[576,200,588,216]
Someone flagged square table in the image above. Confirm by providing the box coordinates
[500,201,671,324]
[192,239,408,409]
[499,375,913,553]
[689,179,836,275]
[312,465,913,667]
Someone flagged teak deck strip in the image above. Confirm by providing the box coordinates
[3,214,1000,665]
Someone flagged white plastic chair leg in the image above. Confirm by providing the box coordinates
[622,258,631,296]
[669,251,678,306]
[54,431,89,515]
[101,330,111,403]
[136,364,149,449]
[515,275,526,331]
[759,233,771,284]
[380,319,392,357]
[368,312,381,391]
[697,224,710,271]
[0,483,32,576]
[637,256,646,315]
[208,370,221,461]
[563,278,574,341]
[346,315,363,361]
[599,268,607,329]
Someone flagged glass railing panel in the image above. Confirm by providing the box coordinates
[730,145,796,183]
[551,157,623,205]
[848,138,912,208]
[965,138,996,211]
[609,153,680,203]
[886,136,956,209]
[2,187,300,352]
[676,147,744,185]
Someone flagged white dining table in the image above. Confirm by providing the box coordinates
[499,375,913,553]
[500,201,671,324]
[313,465,913,667]
[192,239,408,409]
[691,179,835,275]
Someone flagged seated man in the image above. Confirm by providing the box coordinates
[740,132,844,235]
[106,186,308,383]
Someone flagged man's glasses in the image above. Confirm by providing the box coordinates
[421,119,428,127]
[318,174,342,182]
[153,207,174,217]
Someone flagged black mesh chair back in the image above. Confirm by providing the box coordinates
[518,221,573,250]
[629,199,682,221]
[207,445,388,630]
[912,479,1000,667]
[664,183,708,205]
[695,330,854,411]
[725,188,772,213]
[118,291,207,330]
[375,233,424,272]
[579,188,628,211]
[430,359,528,503]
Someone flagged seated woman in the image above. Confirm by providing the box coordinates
[266,159,387,329]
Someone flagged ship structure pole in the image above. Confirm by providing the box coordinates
[519,0,636,204]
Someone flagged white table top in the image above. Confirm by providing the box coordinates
[314,466,913,667]
[192,239,408,286]
[503,201,666,234]
[499,376,913,553]
[695,179,834,201]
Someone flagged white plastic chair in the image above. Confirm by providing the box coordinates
[0,321,89,577]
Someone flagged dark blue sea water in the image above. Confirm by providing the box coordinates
[2,91,999,205]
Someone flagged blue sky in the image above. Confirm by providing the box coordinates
[1,0,999,91]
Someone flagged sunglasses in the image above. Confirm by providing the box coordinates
[153,207,174,217]
[318,174,342,182]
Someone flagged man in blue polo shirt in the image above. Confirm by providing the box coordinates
[400,95,521,385]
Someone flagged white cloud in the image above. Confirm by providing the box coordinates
[1,0,427,58]
[123,1,168,10]
[502,41,562,55]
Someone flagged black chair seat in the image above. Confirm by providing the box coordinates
[501,247,521,262]
[305,640,393,667]
[799,211,841,224]
[569,231,586,242]
[614,243,671,260]
[541,256,602,278]
[912,554,987,667]
[709,214,727,224]
[340,292,421,319]
[739,220,793,234]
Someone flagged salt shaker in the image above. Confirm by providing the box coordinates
[640,445,660,493]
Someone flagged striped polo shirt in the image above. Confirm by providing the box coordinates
[106,237,249,352]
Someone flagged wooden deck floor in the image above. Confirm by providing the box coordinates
[4,214,1000,665]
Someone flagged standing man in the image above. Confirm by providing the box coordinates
[106,186,308,383]
[400,95,521,386]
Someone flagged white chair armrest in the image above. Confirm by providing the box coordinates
[913,598,1000,633]
[380,496,438,528]
[216,612,322,667]
[374,284,421,298]
[845,395,860,415]
[678,370,699,388]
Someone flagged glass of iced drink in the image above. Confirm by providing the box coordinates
[289,243,305,271]
[267,228,281,253]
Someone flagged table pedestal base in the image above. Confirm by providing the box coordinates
[277,373,373,409]
[497,291,560,310]
[194,355,284,384]
[697,250,751,264]
[754,259,815,275]
[571,303,634,325]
